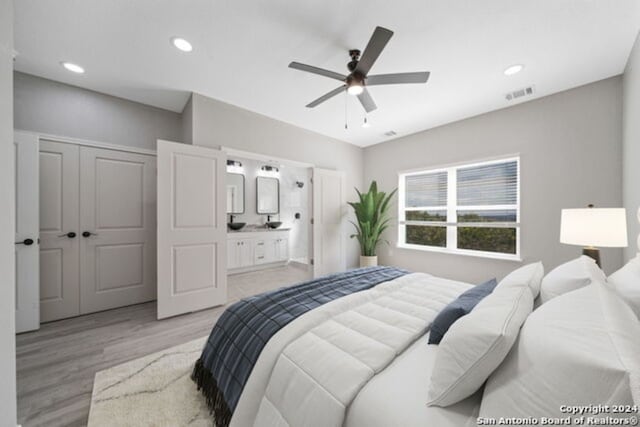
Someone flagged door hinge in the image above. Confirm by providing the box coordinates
[310,258,314,265]
[310,218,314,225]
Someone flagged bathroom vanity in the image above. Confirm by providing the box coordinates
[227,228,290,273]
[226,156,308,274]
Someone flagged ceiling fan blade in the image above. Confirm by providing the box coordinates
[306,85,346,108]
[367,71,430,86]
[357,88,377,113]
[289,62,346,81]
[355,26,394,76]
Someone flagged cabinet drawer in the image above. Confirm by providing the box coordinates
[254,240,267,264]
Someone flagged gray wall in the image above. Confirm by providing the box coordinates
[364,77,624,282]
[14,72,183,150]
[0,0,17,423]
[623,32,640,260]
[181,94,193,145]
[190,93,364,268]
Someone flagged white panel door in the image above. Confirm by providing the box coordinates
[312,168,346,277]
[157,140,227,319]
[14,132,40,333]
[39,140,80,322]
[79,147,157,314]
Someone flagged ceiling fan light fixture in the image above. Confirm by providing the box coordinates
[347,83,364,96]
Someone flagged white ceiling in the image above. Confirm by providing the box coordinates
[13,0,640,147]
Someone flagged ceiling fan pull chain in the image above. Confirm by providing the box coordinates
[344,90,348,130]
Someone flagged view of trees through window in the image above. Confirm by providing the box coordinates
[457,226,516,254]
[400,158,519,257]
[406,225,447,247]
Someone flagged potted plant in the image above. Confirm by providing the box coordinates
[348,181,397,268]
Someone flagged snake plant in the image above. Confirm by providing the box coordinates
[348,181,397,257]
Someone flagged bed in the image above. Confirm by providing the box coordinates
[192,266,478,427]
[192,261,640,427]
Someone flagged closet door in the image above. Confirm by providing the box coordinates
[15,132,40,333]
[39,140,80,322]
[79,147,156,314]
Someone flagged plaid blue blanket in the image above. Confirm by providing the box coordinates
[191,266,409,427]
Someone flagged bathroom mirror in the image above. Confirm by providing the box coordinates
[256,176,279,214]
[226,173,245,214]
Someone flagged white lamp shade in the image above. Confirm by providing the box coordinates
[560,208,628,248]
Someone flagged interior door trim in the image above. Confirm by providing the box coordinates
[15,130,157,157]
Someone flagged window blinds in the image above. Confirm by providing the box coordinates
[405,171,447,208]
[456,160,518,206]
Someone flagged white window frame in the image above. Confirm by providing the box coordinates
[397,156,521,261]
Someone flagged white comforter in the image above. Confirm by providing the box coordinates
[345,334,482,427]
[230,272,473,427]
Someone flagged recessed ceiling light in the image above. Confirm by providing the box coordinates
[171,37,193,52]
[504,64,524,76]
[61,62,85,74]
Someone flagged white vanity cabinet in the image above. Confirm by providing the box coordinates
[227,238,254,269]
[276,237,289,261]
[255,235,289,265]
[227,229,290,273]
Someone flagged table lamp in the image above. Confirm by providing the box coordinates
[560,205,628,268]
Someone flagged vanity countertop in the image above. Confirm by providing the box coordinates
[227,227,291,234]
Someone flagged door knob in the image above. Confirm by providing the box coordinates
[15,238,35,246]
[82,231,98,238]
[58,232,76,238]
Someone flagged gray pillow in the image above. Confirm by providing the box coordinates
[428,278,497,345]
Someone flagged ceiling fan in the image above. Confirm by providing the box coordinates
[289,26,430,113]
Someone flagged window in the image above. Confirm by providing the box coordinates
[398,157,520,260]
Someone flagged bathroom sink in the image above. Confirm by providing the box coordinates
[266,221,282,229]
[228,222,246,231]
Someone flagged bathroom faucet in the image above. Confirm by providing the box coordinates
[229,214,235,224]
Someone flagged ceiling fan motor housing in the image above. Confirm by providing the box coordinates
[346,72,365,87]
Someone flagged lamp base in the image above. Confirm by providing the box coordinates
[582,247,601,268]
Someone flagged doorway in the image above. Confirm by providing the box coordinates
[220,146,347,279]
[15,136,349,329]
[15,132,157,332]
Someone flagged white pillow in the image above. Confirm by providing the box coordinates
[496,261,544,298]
[426,263,541,407]
[608,255,640,318]
[480,279,640,418]
[539,255,605,304]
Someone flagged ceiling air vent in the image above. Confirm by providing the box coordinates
[505,86,535,101]
[384,130,397,137]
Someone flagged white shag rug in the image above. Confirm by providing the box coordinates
[88,337,214,427]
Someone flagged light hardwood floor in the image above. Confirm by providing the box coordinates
[16,265,311,427]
